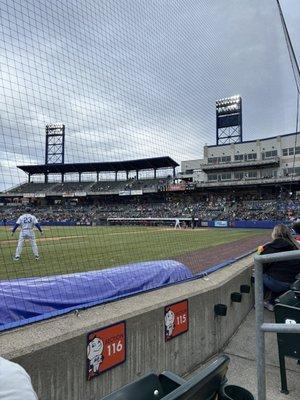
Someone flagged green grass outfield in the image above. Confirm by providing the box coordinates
[0,226,267,280]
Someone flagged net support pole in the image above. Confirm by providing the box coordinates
[254,256,266,400]
[254,250,300,400]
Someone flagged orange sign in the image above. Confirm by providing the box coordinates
[87,321,126,380]
[165,300,189,341]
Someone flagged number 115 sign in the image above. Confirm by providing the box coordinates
[164,299,189,341]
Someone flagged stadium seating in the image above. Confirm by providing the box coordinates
[4,178,171,196]
[53,182,93,192]
[1,189,299,224]
[7,182,59,194]
[275,287,300,394]
[90,180,128,192]
[101,355,254,400]
[102,355,230,400]
[89,178,168,193]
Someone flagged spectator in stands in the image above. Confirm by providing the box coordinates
[1,191,300,223]
[257,224,300,311]
[0,356,38,399]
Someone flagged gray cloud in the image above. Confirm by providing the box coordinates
[0,0,299,191]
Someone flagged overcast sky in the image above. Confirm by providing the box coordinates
[0,0,300,190]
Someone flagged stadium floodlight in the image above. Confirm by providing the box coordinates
[45,124,65,167]
[46,123,64,129]
[215,95,242,145]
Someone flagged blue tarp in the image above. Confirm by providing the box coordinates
[0,260,192,330]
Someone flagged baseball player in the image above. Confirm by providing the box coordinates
[11,208,43,261]
[174,217,181,229]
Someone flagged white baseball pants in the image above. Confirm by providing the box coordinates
[15,232,39,258]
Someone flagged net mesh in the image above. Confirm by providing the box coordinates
[0,0,299,329]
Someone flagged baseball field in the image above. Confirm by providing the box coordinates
[0,226,269,280]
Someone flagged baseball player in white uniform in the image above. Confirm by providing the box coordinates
[174,218,181,229]
[11,209,43,260]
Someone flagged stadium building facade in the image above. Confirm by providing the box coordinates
[181,132,300,189]
[1,127,300,226]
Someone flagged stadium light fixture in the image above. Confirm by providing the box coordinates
[215,95,243,145]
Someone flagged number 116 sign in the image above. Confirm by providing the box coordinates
[87,321,126,380]
[164,299,189,341]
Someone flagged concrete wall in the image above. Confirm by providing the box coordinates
[0,255,254,400]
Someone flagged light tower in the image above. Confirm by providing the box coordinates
[45,124,65,164]
[216,95,242,145]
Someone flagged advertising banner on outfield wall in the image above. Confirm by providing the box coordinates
[62,192,75,197]
[34,193,46,198]
[130,189,143,195]
[214,221,228,227]
[74,191,86,197]
[119,190,131,196]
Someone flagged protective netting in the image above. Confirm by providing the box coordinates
[0,0,299,330]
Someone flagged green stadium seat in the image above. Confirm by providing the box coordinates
[101,372,180,400]
[275,290,300,394]
[101,355,255,399]
[101,355,230,400]
[291,279,300,298]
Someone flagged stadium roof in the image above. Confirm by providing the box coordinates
[17,157,179,175]
[206,131,300,148]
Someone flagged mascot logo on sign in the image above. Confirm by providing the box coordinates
[165,309,175,337]
[87,336,104,375]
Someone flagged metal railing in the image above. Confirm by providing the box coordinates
[254,250,300,400]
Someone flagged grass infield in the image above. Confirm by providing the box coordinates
[0,226,267,280]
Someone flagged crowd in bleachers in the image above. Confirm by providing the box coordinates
[9,182,58,194]
[5,178,169,196]
[1,191,299,225]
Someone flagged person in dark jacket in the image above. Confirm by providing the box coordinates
[257,224,300,311]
